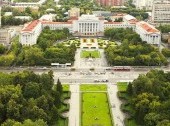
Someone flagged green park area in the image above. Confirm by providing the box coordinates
[80,50,101,58]
[117,82,128,91]
[80,84,107,91]
[81,93,112,126]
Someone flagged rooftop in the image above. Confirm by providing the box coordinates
[138,21,159,33]
[22,20,40,32]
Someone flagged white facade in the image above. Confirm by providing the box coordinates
[133,0,153,10]
[0,28,16,45]
[42,22,73,33]
[20,20,42,45]
[136,21,161,45]
[152,0,170,24]
[72,15,104,36]
[20,14,159,46]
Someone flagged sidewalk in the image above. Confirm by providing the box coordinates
[107,84,125,126]
[68,84,80,126]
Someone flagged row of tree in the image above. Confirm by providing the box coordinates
[104,28,168,66]
[126,70,170,125]
[105,42,167,66]
[15,44,76,66]
[0,70,64,125]
[104,28,142,44]
[37,27,71,50]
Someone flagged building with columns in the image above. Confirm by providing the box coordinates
[72,14,104,36]
[136,21,161,45]
[20,14,160,46]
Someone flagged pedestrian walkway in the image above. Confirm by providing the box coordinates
[68,84,80,126]
[107,84,125,126]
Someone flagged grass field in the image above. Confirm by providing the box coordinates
[63,85,69,91]
[82,93,112,126]
[80,84,107,91]
[117,82,128,91]
[81,50,101,58]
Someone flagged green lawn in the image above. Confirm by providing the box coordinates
[80,84,107,91]
[81,50,101,58]
[82,93,112,126]
[63,84,69,91]
[117,82,128,91]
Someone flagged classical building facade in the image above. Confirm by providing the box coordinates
[136,21,161,45]
[20,14,160,46]
[152,0,170,24]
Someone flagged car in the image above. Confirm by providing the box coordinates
[94,79,100,82]
[101,79,108,82]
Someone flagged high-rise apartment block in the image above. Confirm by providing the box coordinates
[133,0,153,10]
[152,0,170,24]
[96,0,124,6]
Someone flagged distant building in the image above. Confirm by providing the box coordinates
[96,0,124,6]
[110,13,126,22]
[4,12,13,16]
[123,14,138,24]
[133,0,153,10]
[14,16,32,21]
[92,11,112,17]
[152,0,170,24]
[136,21,161,45]
[0,7,1,28]
[39,14,56,21]
[68,8,80,18]
[0,28,16,45]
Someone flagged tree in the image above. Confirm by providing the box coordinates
[23,82,41,99]
[144,113,162,126]
[57,79,62,94]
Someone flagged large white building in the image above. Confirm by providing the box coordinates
[20,20,42,45]
[136,21,161,45]
[152,0,170,24]
[20,14,160,46]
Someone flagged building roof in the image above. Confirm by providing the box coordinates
[124,14,136,21]
[138,21,159,33]
[42,21,72,24]
[104,22,123,24]
[22,20,41,32]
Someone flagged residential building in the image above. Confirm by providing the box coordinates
[39,14,56,22]
[96,0,124,6]
[133,0,153,10]
[92,11,112,17]
[14,16,32,21]
[152,0,170,24]
[4,12,13,16]
[68,8,80,18]
[0,28,16,45]
[136,21,161,45]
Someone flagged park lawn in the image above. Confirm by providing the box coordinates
[82,93,112,126]
[80,84,107,91]
[81,50,101,58]
[117,82,128,91]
